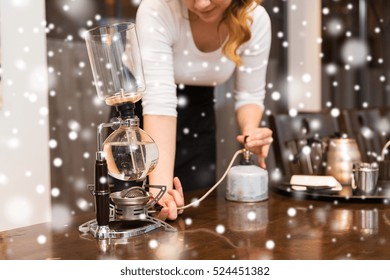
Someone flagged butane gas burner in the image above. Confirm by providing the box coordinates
[79,185,175,239]
[111,187,152,221]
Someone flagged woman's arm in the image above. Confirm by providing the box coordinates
[144,114,176,190]
[144,114,184,220]
[135,0,184,220]
[234,6,273,168]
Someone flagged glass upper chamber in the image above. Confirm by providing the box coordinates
[85,22,146,106]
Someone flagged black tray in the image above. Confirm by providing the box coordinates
[271,180,390,203]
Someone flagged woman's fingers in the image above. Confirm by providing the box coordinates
[237,129,273,146]
[155,206,169,221]
[170,177,185,214]
[153,177,185,220]
[236,128,273,168]
[244,137,273,149]
[154,197,178,221]
[168,189,184,215]
[173,177,184,198]
[247,129,273,144]
[165,199,178,220]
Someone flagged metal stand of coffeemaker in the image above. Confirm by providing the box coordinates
[79,102,176,239]
[89,150,111,239]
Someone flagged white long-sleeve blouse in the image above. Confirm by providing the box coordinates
[135,0,272,117]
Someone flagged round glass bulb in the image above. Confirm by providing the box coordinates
[103,123,158,181]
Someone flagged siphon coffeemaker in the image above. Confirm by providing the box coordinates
[79,22,175,239]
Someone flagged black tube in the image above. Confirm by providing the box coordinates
[94,158,110,226]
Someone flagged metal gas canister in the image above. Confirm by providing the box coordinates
[226,149,268,202]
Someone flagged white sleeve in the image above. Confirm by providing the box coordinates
[234,5,272,111]
[135,0,178,117]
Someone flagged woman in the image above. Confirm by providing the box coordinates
[135,0,273,220]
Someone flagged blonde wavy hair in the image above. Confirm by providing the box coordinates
[221,0,262,66]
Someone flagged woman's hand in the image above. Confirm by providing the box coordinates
[236,127,273,169]
[154,177,185,221]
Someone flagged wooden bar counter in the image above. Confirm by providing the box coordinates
[1,186,390,260]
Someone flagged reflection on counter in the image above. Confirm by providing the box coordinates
[83,200,272,260]
[80,202,380,260]
[226,200,268,232]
